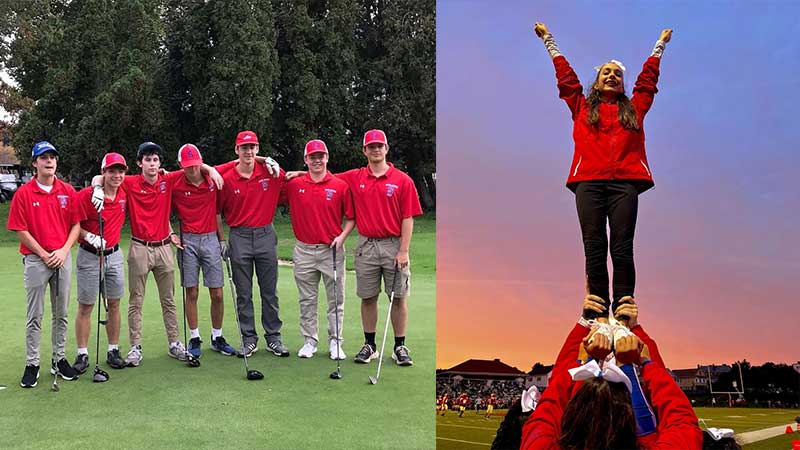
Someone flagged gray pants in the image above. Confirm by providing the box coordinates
[229,225,281,346]
[23,252,73,366]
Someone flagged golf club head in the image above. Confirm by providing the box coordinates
[92,367,110,383]
[246,370,264,380]
[368,376,378,385]
[329,370,342,380]
[51,381,59,392]
[185,354,201,368]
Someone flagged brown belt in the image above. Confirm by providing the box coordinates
[131,236,171,247]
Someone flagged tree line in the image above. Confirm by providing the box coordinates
[0,0,435,210]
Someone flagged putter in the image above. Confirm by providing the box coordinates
[223,254,263,381]
[368,263,401,385]
[178,225,200,368]
[51,267,61,392]
[92,212,110,382]
[329,246,342,380]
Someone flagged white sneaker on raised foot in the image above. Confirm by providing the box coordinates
[126,345,142,367]
[297,342,317,358]
[329,339,346,360]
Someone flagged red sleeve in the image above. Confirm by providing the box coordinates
[278,180,289,206]
[215,160,237,175]
[121,175,136,193]
[400,176,423,218]
[6,188,28,231]
[630,56,660,117]
[333,169,359,188]
[343,183,355,220]
[74,188,89,225]
[553,55,586,120]
[640,362,703,450]
[520,323,589,450]
[631,325,666,368]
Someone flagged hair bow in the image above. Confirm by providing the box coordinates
[521,385,541,413]
[594,59,627,72]
[568,359,633,392]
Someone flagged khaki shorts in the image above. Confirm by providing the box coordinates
[354,236,410,299]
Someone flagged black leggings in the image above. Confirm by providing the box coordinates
[575,181,638,318]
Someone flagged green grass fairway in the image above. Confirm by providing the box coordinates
[436,407,800,449]
[0,202,435,450]
[436,409,507,449]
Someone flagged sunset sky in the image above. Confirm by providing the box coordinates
[437,0,800,371]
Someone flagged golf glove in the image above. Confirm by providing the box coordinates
[84,232,106,250]
[91,185,104,212]
[265,157,280,178]
[219,240,229,259]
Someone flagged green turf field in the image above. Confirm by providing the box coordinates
[435,407,800,449]
[0,202,435,450]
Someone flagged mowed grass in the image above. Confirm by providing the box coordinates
[436,409,507,449]
[435,407,800,449]
[0,202,435,450]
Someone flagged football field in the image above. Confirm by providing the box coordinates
[436,407,800,449]
[0,204,435,450]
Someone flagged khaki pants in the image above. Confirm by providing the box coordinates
[23,252,72,366]
[293,241,345,345]
[127,240,179,346]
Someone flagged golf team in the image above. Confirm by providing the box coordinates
[7,129,422,388]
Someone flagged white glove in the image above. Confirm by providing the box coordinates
[265,157,280,178]
[91,185,104,212]
[85,232,107,250]
[219,240,229,259]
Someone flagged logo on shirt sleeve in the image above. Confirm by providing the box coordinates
[385,183,398,197]
[324,188,336,201]
[57,195,69,208]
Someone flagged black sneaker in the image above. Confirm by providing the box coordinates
[188,337,202,359]
[73,353,89,374]
[237,342,258,358]
[50,358,79,381]
[106,349,126,369]
[392,345,414,366]
[20,364,39,388]
[267,340,290,357]
[354,344,378,364]
[210,335,238,356]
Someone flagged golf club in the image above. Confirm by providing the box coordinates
[329,246,342,380]
[223,254,263,381]
[368,263,401,385]
[92,212,110,382]
[178,225,200,368]
[51,267,60,392]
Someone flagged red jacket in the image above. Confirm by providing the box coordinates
[520,323,702,450]
[554,55,661,193]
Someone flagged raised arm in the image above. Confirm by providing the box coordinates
[631,29,672,115]
[641,360,703,450]
[534,22,584,118]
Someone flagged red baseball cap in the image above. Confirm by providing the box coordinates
[363,129,388,146]
[178,144,203,168]
[101,152,128,171]
[235,131,259,146]
[304,139,328,156]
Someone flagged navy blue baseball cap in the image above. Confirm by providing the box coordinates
[137,141,163,160]
[31,141,58,158]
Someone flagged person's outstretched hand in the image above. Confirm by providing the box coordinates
[660,29,673,43]
[534,22,549,39]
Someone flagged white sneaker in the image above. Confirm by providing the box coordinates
[168,341,188,361]
[609,317,634,346]
[125,345,142,367]
[297,342,317,358]
[329,339,346,360]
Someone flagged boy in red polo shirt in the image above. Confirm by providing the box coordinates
[7,141,81,387]
[171,144,237,358]
[216,131,288,358]
[280,139,355,359]
[72,153,129,374]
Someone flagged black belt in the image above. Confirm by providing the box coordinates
[366,237,399,242]
[80,243,119,256]
[131,236,171,247]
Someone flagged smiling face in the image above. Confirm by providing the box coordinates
[236,143,259,165]
[304,151,328,175]
[593,63,624,96]
[362,142,388,164]
[103,166,126,188]
[32,152,58,178]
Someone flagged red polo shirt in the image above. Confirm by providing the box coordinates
[77,186,127,248]
[280,172,354,245]
[217,162,285,228]
[171,174,218,234]
[121,171,182,241]
[336,163,422,238]
[7,177,81,255]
